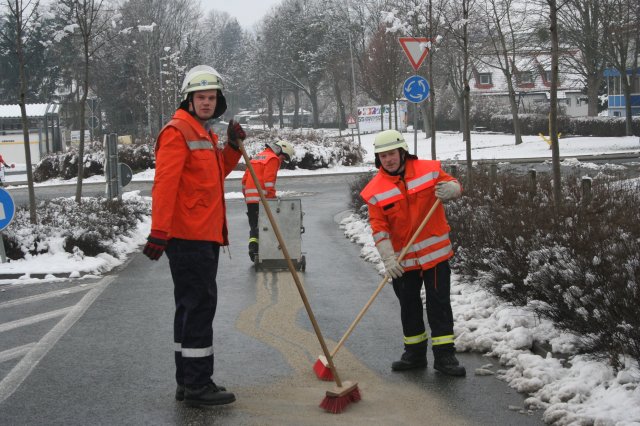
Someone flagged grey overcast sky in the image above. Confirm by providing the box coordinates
[201,0,282,29]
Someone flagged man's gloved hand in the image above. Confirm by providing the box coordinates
[376,239,404,279]
[435,181,461,202]
[227,119,246,150]
[143,230,169,260]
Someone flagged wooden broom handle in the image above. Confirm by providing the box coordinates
[330,198,442,357]
[237,139,344,387]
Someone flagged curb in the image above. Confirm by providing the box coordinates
[0,271,93,281]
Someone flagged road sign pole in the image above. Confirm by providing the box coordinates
[414,103,418,156]
[0,231,6,263]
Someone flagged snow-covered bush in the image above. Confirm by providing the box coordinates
[240,128,365,170]
[34,142,104,182]
[1,197,149,260]
[33,141,155,181]
[446,167,640,368]
[116,142,155,171]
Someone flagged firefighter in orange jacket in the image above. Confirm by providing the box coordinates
[242,140,294,261]
[143,65,245,407]
[360,129,466,376]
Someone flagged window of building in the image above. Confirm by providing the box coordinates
[545,70,552,82]
[518,71,534,84]
[479,73,492,85]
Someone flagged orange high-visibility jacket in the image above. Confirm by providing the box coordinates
[360,158,460,271]
[241,148,281,204]
[151,109,241,243]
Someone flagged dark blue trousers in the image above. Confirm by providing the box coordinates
[165,239,220,386]
[392,261,455,354]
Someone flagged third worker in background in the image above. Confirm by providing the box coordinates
[360,129,466,377]
[241,140,294,261]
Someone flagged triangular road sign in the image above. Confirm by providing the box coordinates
[399,37,430,71]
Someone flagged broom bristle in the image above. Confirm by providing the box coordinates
[319,382,360,414]
[319,394,351,414]
[313,356,334,381]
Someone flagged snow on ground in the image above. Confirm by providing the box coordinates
[1,129,639,424]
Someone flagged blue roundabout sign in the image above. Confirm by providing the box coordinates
[403,75,430,103]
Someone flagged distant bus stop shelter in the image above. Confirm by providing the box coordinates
[0,103,62,164]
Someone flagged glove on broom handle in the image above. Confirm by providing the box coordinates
[330,198,442,357]
[238,139,344,387]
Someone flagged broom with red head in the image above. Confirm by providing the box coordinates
[236,131,360,413]
[313,199,442,381]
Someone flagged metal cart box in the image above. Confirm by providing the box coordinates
[255,198,306,271]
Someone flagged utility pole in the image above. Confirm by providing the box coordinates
[346,0,361,148]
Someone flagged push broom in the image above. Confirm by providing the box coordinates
[313,198,442,381]
[236,131,360,414]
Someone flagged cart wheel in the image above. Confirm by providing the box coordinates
[253,255,260,272]
[300,255,306,272]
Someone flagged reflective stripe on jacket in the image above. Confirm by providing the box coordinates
[151,109,241,243]
[360,158,459,271]
[241,148,281,204]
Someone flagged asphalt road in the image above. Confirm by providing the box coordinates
[0,174,547,425]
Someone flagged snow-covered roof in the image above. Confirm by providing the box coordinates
[472,53,585,93]
[0,103,61,118]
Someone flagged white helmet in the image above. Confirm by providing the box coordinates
[373,129,408,153]
[267,140,295,162]
[180,65,224,97]
[179,65,227,119]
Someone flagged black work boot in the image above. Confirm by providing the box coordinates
[184,382,235,407]
[434,352,466,377]
[391,347,428,371]
[176,383,226,401]
[248,241,258,261]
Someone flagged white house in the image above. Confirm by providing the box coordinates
[470,53,588,117]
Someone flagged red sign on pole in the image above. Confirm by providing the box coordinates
[399,37,430,71]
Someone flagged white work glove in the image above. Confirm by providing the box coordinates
[435,181,461,202]
[376,239,404,279]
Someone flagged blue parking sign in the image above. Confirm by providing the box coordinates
[0,188,16,231]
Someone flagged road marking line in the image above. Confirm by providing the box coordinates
[0,308,73,333]
[0,283,98,309]
[0,343,35,363]
[0,276,114,404]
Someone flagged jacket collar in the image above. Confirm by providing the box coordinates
[173,109,210,139]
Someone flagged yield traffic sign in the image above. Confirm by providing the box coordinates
[399,37,430,71]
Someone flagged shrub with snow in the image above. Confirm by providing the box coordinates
[1,197,149,260]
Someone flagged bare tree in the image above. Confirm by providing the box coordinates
[442,0,477,184]
[547,0,562,209]
[362,25,406,127]
[480,0,538,145]
[558,0,609,116]
[0,0,39,223]
[53,0,115,203]
[602,0,639,136]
